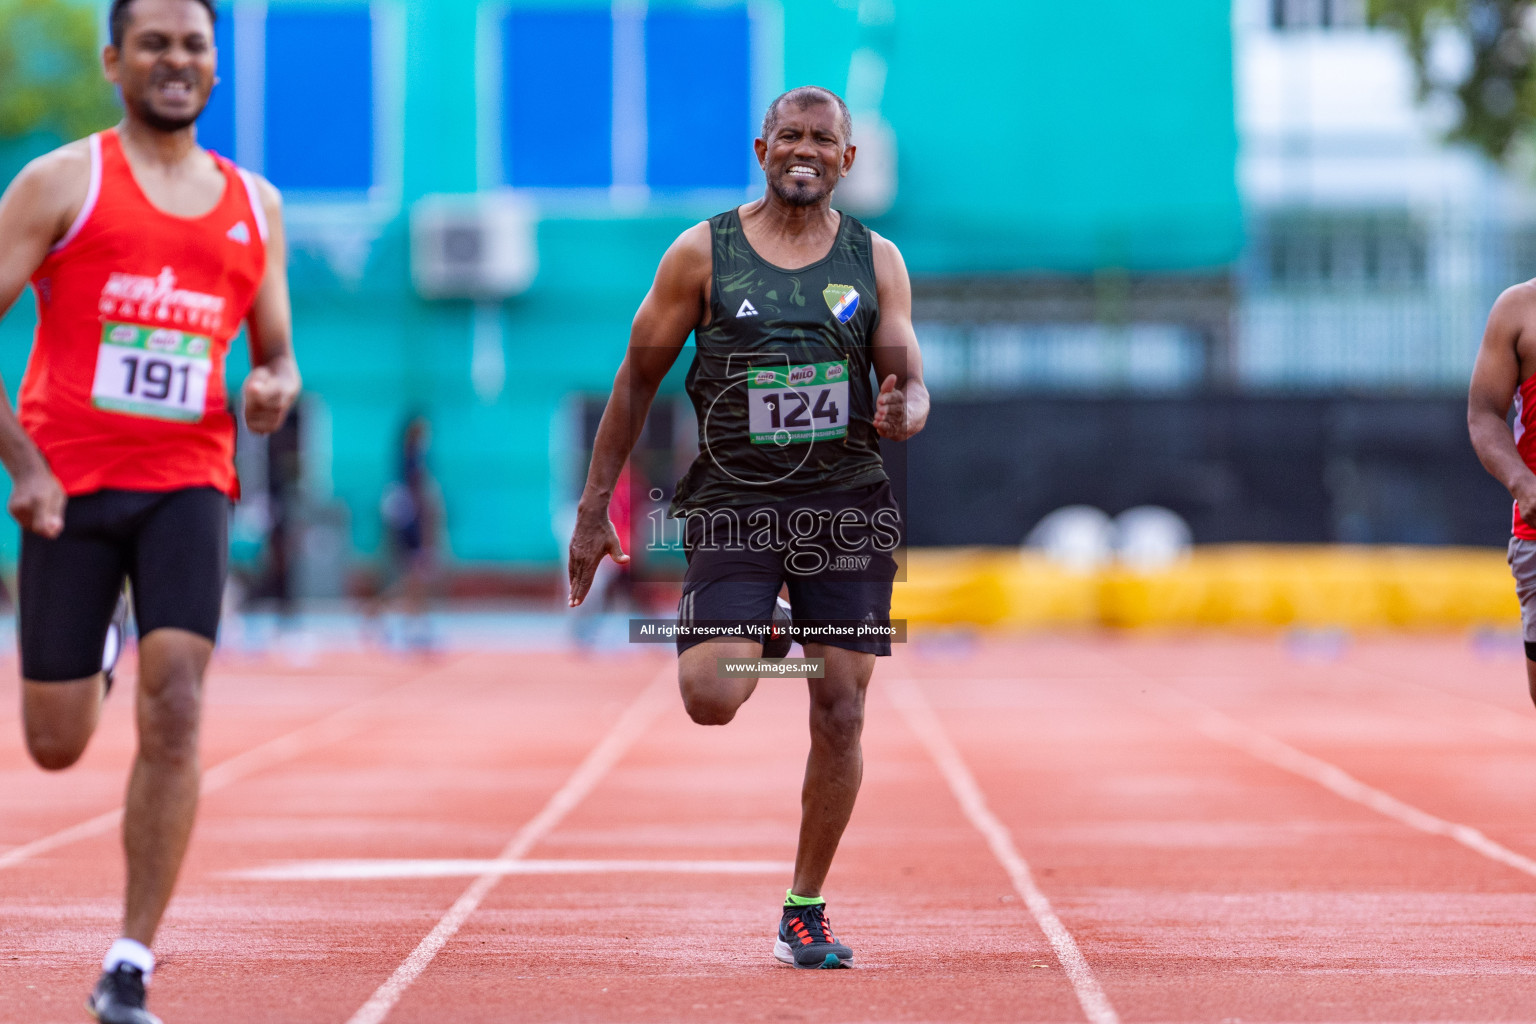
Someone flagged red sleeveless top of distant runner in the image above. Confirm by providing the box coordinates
[21,128,267,499]
[1513,374,1536,538]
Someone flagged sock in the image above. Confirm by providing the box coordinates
[784,889,825,908]
[102,613,124,669]
[103,938,154,982]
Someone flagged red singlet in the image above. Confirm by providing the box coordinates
[21,128,268,499]
[1514,374,1536,538]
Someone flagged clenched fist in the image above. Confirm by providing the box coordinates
[242,364,300,435]
[9,466,66,538]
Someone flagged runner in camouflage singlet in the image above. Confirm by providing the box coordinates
[570,86,930,970]
[671,207,886,513]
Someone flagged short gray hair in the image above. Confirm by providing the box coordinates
[760,86,853,144]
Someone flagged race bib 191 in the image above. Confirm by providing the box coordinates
[91,322,212,423]
[747,360,850,445]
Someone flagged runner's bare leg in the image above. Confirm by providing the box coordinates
[678,637,762,725]
[791,643,874,898]
[21,675,105,769]
[121,628,211,945]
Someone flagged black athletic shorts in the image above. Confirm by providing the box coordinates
[675,481,900,657]
[19,487,230,682]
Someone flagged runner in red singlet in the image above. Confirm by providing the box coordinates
[1471,284,1536,708]
[0,1,299,1020]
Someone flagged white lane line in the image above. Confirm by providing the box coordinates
[229,858,793,881]
[345,665,674,1024]
[0,669,440,872]
[887,674,1121,1024]
[1360,667,1536,745]
[1157,686,1536,881]
[0,806,126,873]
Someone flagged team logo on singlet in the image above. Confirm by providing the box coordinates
[823,284,859,324]
[226,221,251,245]
[97,266,227,333]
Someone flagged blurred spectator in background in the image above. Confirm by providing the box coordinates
[250,407,301,617]
[375,415,444,650]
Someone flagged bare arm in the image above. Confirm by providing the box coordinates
[1469,284,1536,528]
[868,233,929,441]
[241,176,301,435]
[567,223,711,606]
[0,147,92,537]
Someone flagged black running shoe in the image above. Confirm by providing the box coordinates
[774,902,853,969]
[762,597,793,659]
[101,589,129,697]
[88,964,161,1024]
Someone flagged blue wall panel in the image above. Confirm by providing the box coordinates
[197,12,237,160]
[264,9,375,191]
[645,9,751,191]
[504,10,612,188]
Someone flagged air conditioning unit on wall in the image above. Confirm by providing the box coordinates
[410,191,538,300]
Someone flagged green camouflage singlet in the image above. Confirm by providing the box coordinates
[670,208,888,514]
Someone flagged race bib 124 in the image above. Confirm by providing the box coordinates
[91,322,212,423]
[747,360,850,445]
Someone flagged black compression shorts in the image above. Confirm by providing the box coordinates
[675,481,900,657]
[19,487,229,682]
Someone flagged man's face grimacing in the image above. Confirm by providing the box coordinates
[755,100,856,208]
[105,0,217,133]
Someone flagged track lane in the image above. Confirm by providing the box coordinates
[9,637,1536,1022]
[0,654,431,862]
[1126,638,1536,886]
[384,659,1089,1023]
[343,663,676,1024]
[903,636,1536,1022]
[1,652,671,1024]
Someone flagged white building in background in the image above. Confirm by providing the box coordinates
[1234,0,1536,388]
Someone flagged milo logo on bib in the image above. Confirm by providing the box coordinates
[746,360,851,445]
[146,329,182,353]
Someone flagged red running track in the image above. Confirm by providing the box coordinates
[4,635,1536,1022]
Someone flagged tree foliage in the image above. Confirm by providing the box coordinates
[0,0,118,143]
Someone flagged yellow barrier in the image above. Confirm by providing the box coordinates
[892,546,1519,630]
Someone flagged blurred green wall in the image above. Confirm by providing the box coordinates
[880,2,1241,272]
[0,0,1239,571]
